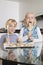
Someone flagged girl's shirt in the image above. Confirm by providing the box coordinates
[23,26,38,42]
[19,26,42,57]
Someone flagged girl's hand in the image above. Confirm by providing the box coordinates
[27,32,33,42]
[27,32,32,38]
[29,37,34,42]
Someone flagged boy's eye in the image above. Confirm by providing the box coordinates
[9,25,15,27]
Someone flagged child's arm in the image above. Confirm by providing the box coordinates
[0,34,6,49]
[19,28,28,42]
[33,27,42,42]
[33,27,42,57]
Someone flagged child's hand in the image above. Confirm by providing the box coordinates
[27,32,33,42]
[29,37,34,42]
[5,37,10,43]
[17,38,22,43]
[27,32,32,38]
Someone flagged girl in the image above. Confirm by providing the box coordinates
[20,12,42,64]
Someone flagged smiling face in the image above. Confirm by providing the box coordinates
[24,13,36,27]
[6,19,17,34]
[7,23,16,34]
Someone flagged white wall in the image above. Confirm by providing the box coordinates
[0,0,43,29]
[0,1,19,28]
[19,0,43,21]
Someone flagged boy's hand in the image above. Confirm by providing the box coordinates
[17,38,22,43]
[5,37,10,43]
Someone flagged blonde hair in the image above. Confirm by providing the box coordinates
[23,12,36,26]
[5,19,17,28]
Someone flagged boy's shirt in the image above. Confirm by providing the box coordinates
[0,33,18,45]
[0,33,19,59]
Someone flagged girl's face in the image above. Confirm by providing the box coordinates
[25,13,35,27]
[7,23,16,34]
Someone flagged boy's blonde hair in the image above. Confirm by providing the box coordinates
[5,19,17,28]
[23,12,36,26]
